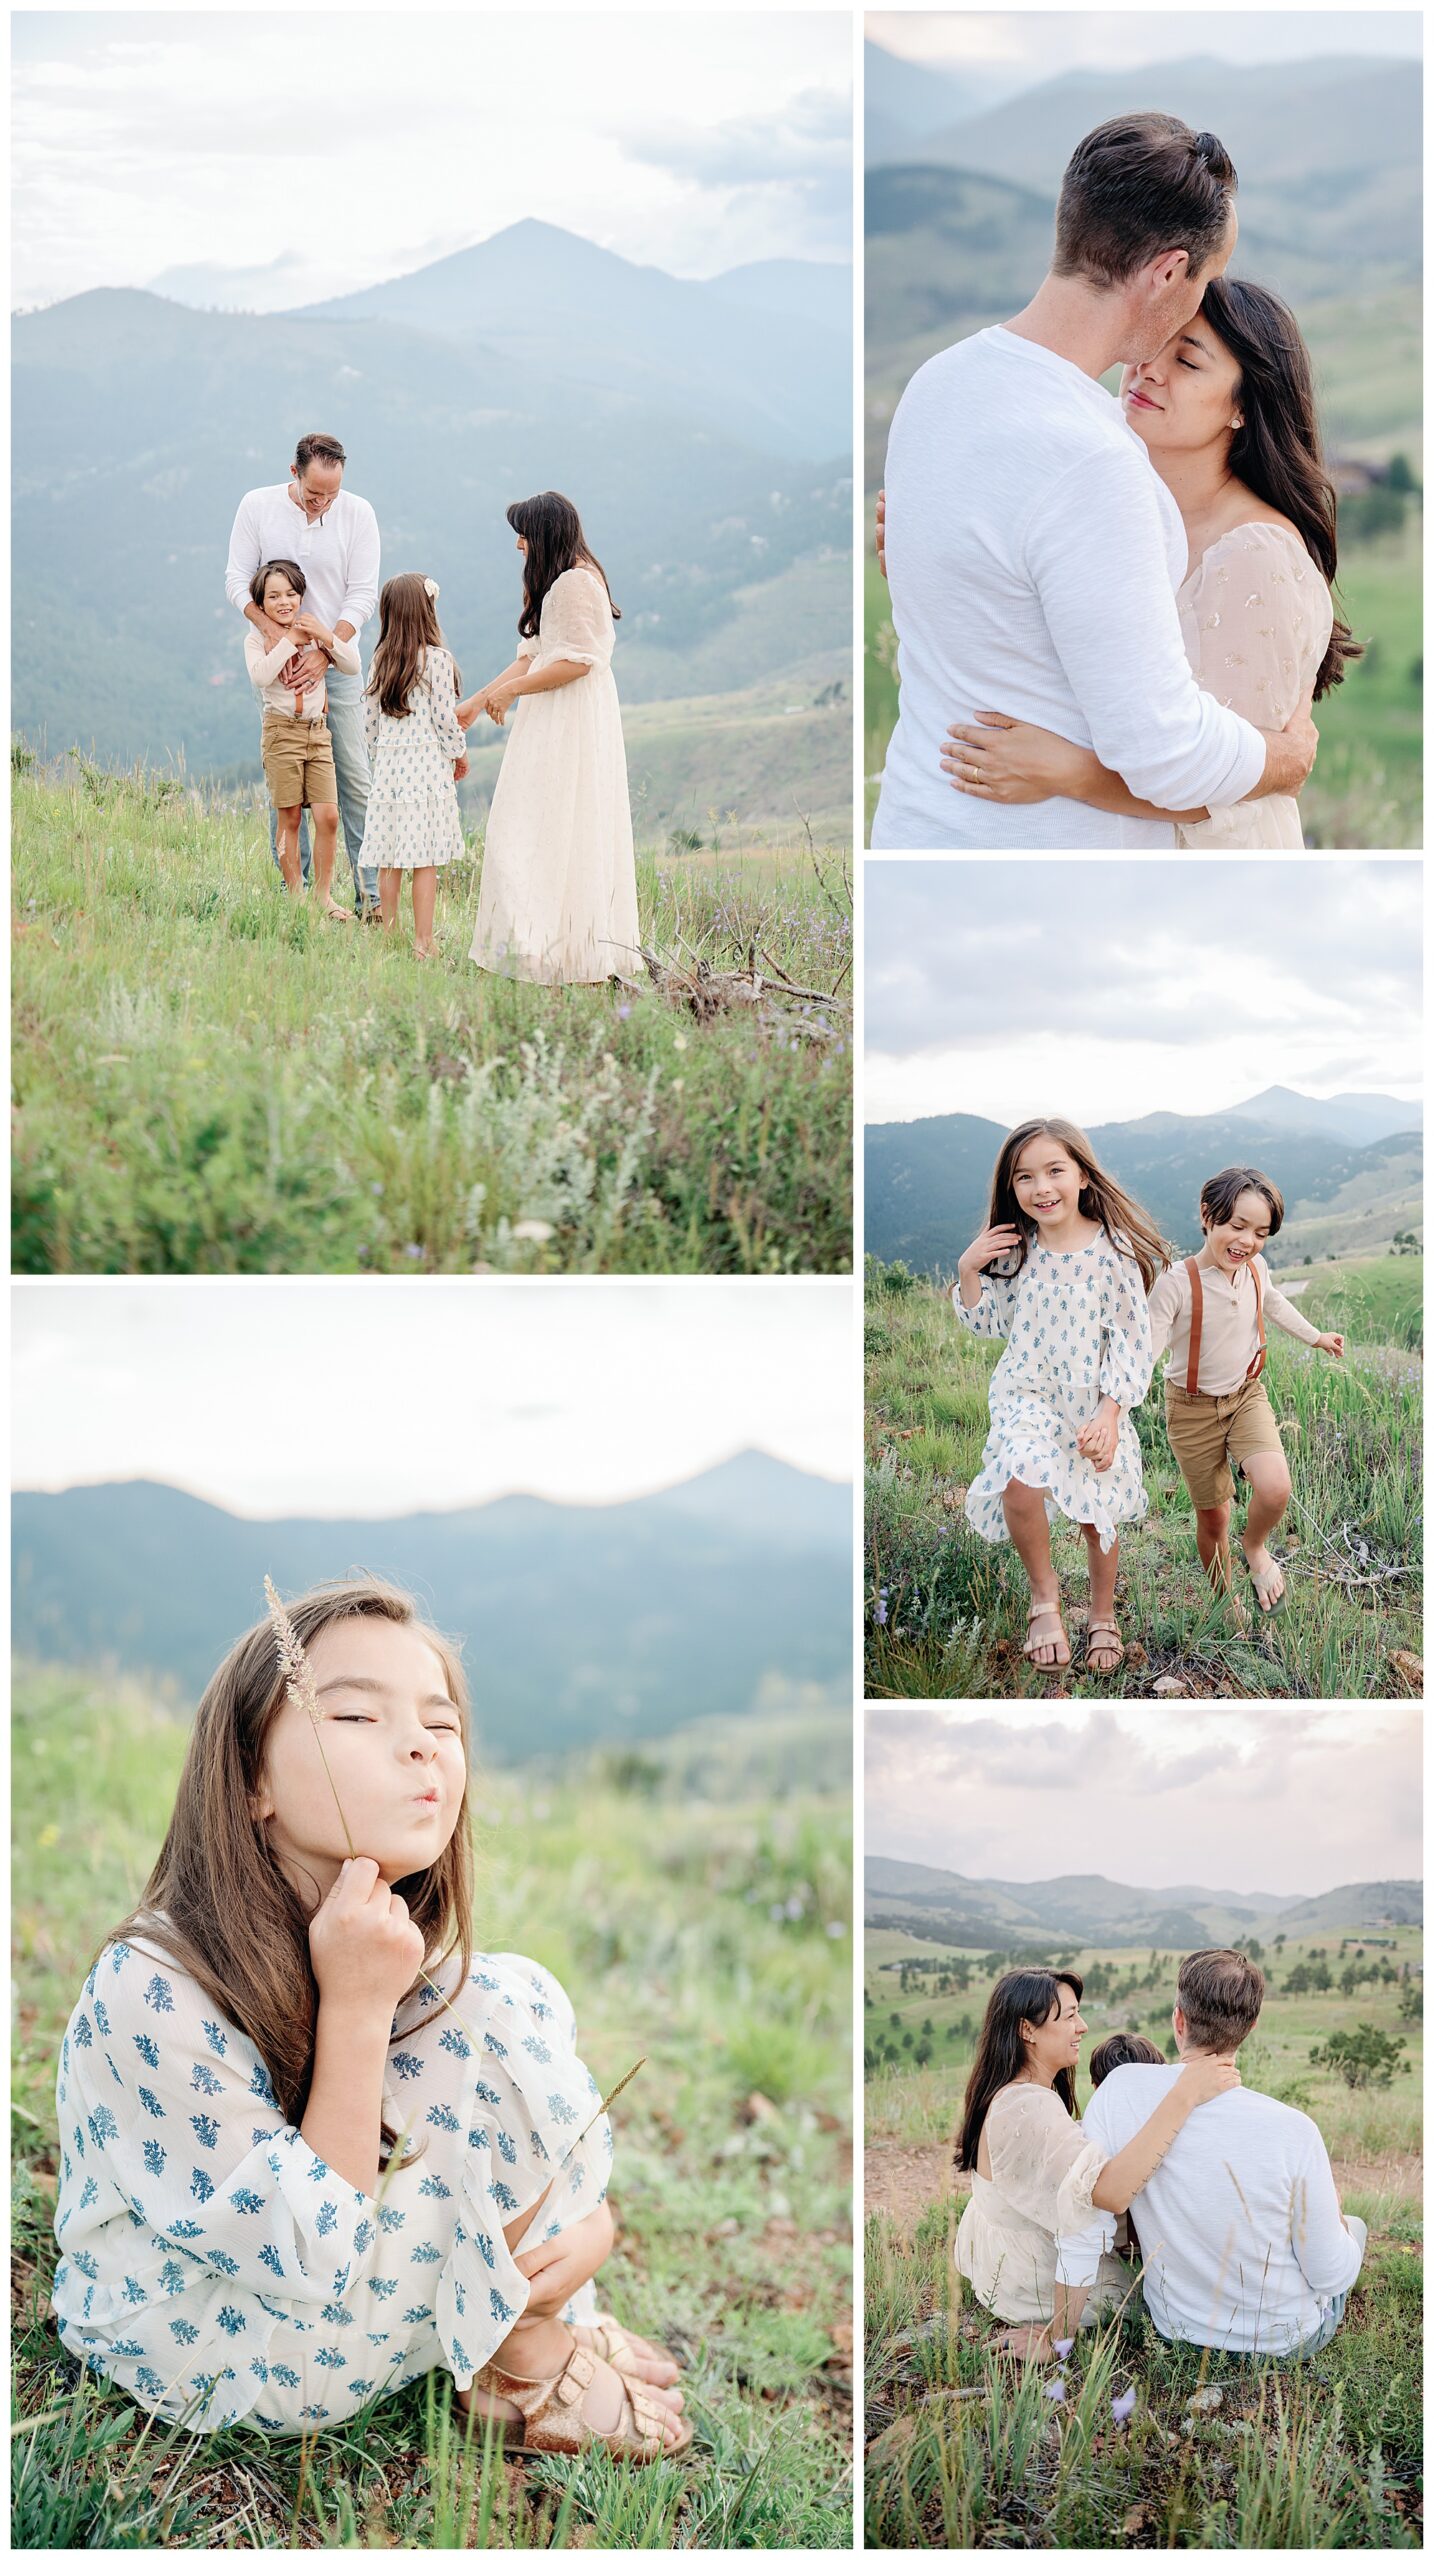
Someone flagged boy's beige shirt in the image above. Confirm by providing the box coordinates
[1147,1252,1321,1395]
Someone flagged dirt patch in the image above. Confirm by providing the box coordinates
[865,2141,954,2239]
[1331,2149,1423,2203]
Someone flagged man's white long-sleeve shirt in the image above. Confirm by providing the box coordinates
[225,483,380,641]
[1055,2063,1366,2352]
[872,326,1267,849]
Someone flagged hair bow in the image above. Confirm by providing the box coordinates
[423,577,440,601]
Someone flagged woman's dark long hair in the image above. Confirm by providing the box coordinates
[508,492,619,640]
[1200,275,1362,698]
[955,1968,1084,2172]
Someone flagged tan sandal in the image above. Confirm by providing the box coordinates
[576,2314,679,2384]
[465,2336,693,2463]
[1023,1600,1070,1673]
[1085,1618,1124,1677]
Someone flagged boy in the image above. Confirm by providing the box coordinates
[1147,1167,1344,1611]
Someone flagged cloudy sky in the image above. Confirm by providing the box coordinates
[12,11,852,308]
[865,1707,1421,1898]
[873,10,1422,75]
[864,860,1422,1126]
[11,1281,853,1513]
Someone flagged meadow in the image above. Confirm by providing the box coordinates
[865,1259,1423,1701]
[864,1922,1423,2548]
[10,1664,853,2550]
[10,760,852,1276]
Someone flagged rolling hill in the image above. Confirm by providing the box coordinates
[866,1853,1422,1952]
[10,1453,852,1759]
[864,1093,1423,1277]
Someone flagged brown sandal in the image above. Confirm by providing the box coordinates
[1085,1618,1124,1677]
[1023,1601,1070,1674]
[577,2314,678,2383]
[465,2336,693,2463]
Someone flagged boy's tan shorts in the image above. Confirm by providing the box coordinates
[262,711,338,809]
[1164,1375,1286,1509]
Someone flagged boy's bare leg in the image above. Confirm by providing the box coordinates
[1003,1479,1068,1667]
[1240,1453,1293,1607]
[1194,1500,1233,1590]
[313,808,350,919]
[276,807,303,892]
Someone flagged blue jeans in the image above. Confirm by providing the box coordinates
[265,666,376,910]
[1281,2217,1368,2360]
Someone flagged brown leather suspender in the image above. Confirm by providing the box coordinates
[1183,1255,1265,1394]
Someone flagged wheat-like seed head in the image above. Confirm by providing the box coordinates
[264,1574,320,1723]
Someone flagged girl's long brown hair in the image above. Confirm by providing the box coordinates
[1200,275,1362,699]
[955,1969,1084,2172]
[103,1579,474,2170]
[984,1117,1171,1292]
[508,492,618,641]
[368,575,462,719]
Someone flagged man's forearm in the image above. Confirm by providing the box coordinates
[1242,721,1314,802]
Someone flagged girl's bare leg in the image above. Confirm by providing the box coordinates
[313,807,350,919]
[1002,1478,1068,1668]
[412,866,437,957]
[378,867,402,932]
[276,807,303,892]
[1078,1525,1121,1669]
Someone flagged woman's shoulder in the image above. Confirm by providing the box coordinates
[1191,514,1324,587]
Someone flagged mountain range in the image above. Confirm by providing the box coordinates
[867,1853,1423,1952]
[864,1089,1423,1276]
[10,1452,852,1760]
[12,219,851,787]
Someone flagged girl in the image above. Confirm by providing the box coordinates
[1147,1165,1345,1612]
[461,494,641,985]
[52,1579,689,2459]
[362,576,468,959]
[244,560,357,921]
[954,1118,1168,1676]
[941,278,1358,848]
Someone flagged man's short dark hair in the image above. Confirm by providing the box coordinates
[293,433,347,476]
[1177,1948,1264,2051]
[1054,113,1236,288]
[1200,1166,1285,1237]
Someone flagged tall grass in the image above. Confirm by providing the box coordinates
[11,762,852,1275]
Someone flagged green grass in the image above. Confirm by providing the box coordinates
[864,1929,1422,2548]
[865,1261,1423,1701]
[863,505,1421,851]
[10,760,852,1275]
[1286,1257,1423,1353]
[10,1664,854,2549]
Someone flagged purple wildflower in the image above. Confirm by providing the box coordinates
[1111,2386,1136,2426]
[1044,2379,1066,2403]
[1052,2336,1073,2362]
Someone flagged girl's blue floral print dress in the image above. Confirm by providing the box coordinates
[955,1232,1155,1553]
[52,1929,611,2436]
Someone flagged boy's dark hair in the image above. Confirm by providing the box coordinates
[1088,2030,1164,2086]
[1199,1166,1285,1236]
[249,557,307,608]
[1177,1948,1265,2052]
[293,432,346,475]
[1054,113,1236,288]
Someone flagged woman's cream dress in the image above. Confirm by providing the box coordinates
[471,567,641,985]
[1175,522,1333,849]
[955,2083,1130,2328]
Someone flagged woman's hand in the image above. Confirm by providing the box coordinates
[942,714,1102,808]
[1314,1331,1345,1358]
[994,2322,1053,2364]
[308,1856,427,2018]
[1177,2052,1241,2110]
[958,1224,1021,1280]
[513,2200,615,2314]
[1076,1400,1119,1473]
[485,678,520,728]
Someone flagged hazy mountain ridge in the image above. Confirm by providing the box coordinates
[10,1454,851,1759]
[864,1092,1423,1276]
[866,1853,1422,1951]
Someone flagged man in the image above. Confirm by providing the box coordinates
[225,432,380,914]
[1056,1948,1366,2357]
[872,114,1317,850]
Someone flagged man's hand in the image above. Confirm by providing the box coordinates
[1249,699,1317,801]
[875,488,887,582]
[288,648,328,691]
[513,2200,614,2315]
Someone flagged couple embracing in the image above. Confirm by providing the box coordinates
[955,1950,1365,2364]
[228,438,639,974]
[874,112,1358,849]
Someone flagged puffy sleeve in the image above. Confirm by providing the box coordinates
[986,2087,1108,2237]
[537,568,614,671]
[423,648,465,759]
[59,1940,375,2309]
[1180,525,1332,727]
[951,1253,1022,1341]
[1099,1243,1155,1407]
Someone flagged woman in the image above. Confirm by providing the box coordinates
[938,279,1360,848]
[954,1967,1236,2355]
[462,493,641,985]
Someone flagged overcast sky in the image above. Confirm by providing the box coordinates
[872,10,1423,75]
[865,1707,1422,1899]
[11,1281,853,1513]
[864,860,1422,1126]
[12,11,852,308]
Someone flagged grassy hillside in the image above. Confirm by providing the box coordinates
[10,764,852,1275]
[1290,1256,1422,1352]
[11,1664,853,2550]
[865,1922,1422,2548]
[865,1264,1423,1701]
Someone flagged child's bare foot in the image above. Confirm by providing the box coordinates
[1023,1599,1070,1672]
[320,898,354,923]
[1242,1545,1285,1611]
[414,940,435,961]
